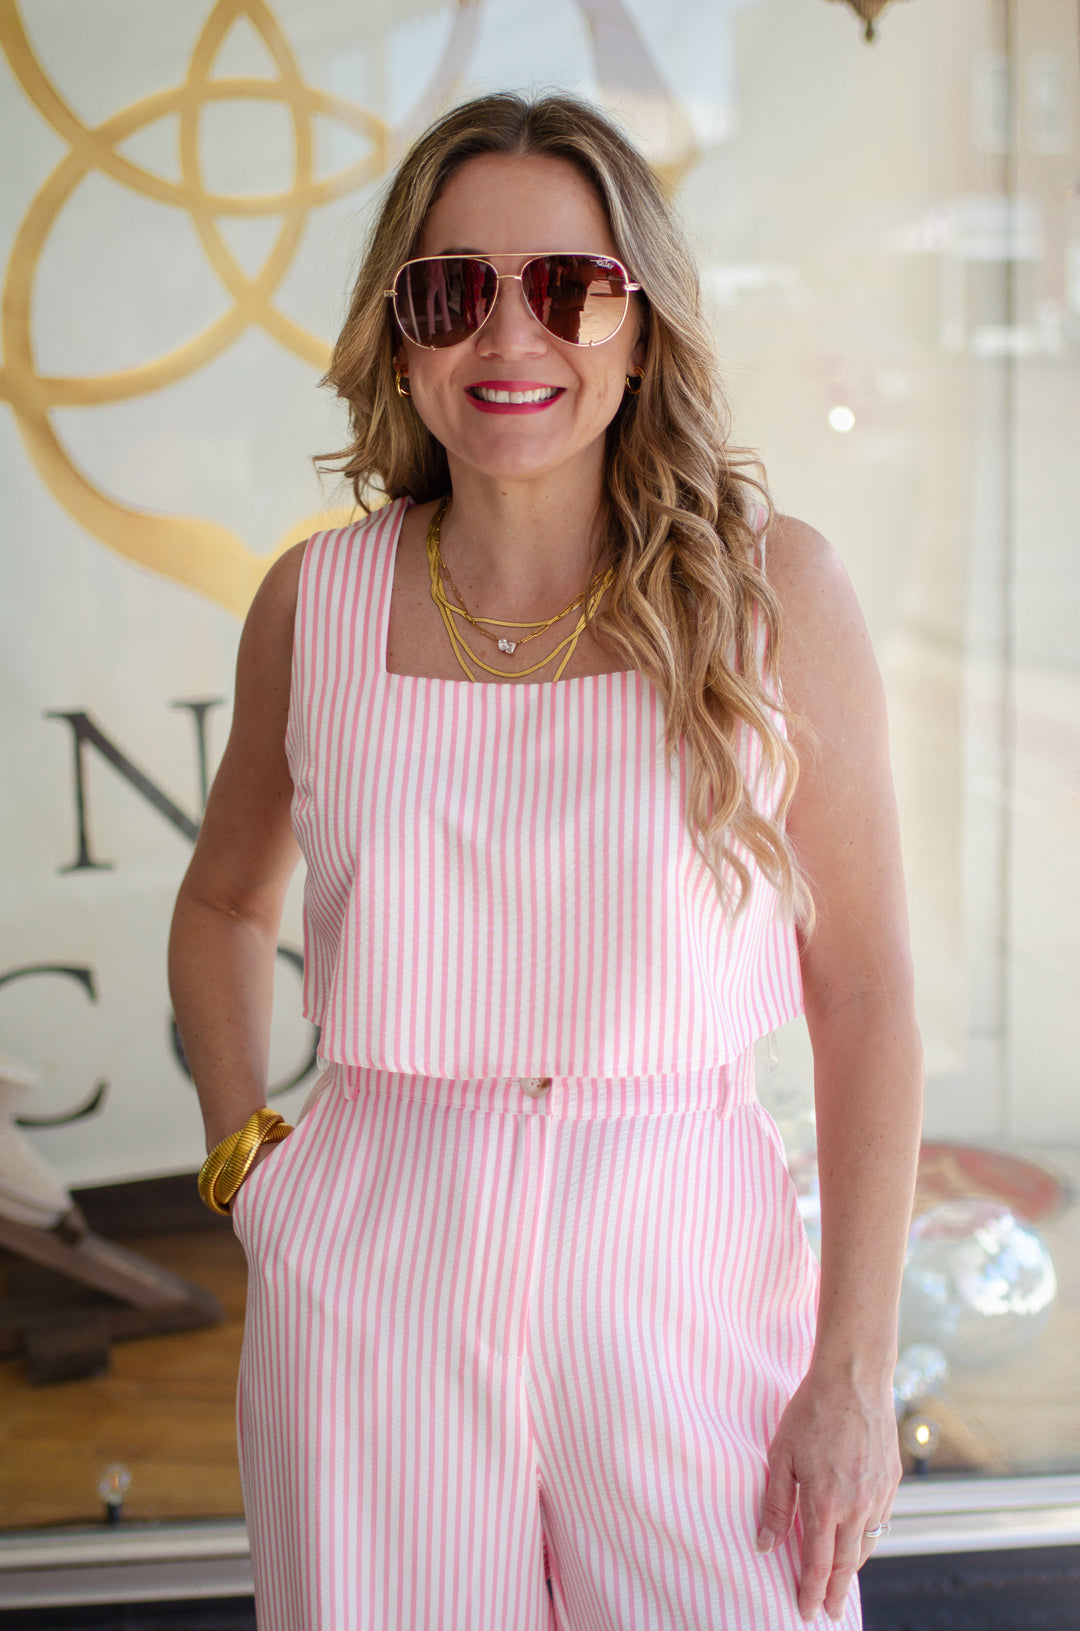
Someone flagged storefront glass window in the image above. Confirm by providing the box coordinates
[1,0,1077,1534]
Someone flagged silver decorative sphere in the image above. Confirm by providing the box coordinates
[899,1198,1057,1368]
[892,1342,949,1417]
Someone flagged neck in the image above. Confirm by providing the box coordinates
[438,463,607,615]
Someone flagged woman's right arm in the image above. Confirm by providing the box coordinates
[168,545,306,1152]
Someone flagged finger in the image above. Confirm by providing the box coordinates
[795,1514,837,1623]
[755,1455,798,1555]
[822,1524,864,1621]
[858,1508,894,1557]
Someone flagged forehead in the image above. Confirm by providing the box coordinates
[418,152,617,257]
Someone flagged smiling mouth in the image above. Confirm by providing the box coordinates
[467,385,562,405]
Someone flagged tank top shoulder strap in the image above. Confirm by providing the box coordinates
[293,499,408,673]
[286,500,409,776]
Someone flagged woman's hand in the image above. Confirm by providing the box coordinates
[756,1363,900,1622]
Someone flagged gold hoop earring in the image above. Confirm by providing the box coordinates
[394,364,412,399]
[625,366,645,396]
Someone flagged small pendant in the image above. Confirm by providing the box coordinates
[497,637,517,654]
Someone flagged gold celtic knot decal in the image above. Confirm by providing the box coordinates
[0,0,467,615]
[1,0,693,614]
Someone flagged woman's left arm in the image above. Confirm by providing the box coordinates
[754,515,924,1624]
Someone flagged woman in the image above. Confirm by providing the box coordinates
[170,93,922,1630]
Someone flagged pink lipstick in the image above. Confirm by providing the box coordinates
[466,380,565,415]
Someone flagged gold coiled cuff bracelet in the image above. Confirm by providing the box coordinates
[197,1107,293,1216]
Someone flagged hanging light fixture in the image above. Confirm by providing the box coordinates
[827,0,908,43]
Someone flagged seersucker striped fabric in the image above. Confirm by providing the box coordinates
[234,1064,858,1630]
[230,497,857,1629]
[285,497,802,1082]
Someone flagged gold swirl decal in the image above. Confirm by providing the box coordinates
[0,1,477,615]
[0,0,693,615]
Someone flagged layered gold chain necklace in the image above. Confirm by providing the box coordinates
[426,496,614,682]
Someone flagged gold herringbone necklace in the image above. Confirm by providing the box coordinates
[426,497,613,682]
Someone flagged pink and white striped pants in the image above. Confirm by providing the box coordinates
[232,1060,859,1629]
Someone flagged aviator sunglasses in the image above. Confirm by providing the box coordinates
[385,252,642,349]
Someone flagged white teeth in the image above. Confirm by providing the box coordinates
[474,386,559,404]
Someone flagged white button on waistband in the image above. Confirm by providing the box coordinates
[517,1077,552,1098]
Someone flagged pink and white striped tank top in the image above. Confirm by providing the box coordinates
[285,498,802,1080]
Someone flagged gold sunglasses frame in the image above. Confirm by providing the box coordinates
[384,252,643,350]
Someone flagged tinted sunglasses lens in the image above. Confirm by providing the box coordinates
[524,255,630,344]
[394,258,496,347]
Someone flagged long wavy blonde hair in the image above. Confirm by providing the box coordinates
[319,93,804,919]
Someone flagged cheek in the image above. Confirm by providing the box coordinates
[406,364,459,421]
[588,364,631,416]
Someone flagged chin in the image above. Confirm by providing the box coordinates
[450,429,604,486]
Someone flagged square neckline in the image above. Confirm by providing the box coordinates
[379,495,643,692]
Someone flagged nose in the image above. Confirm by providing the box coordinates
[475,273,547,358]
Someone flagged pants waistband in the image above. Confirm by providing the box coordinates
[320,1051,758,1121]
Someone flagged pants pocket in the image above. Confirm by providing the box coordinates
[230,1068,335,1235]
